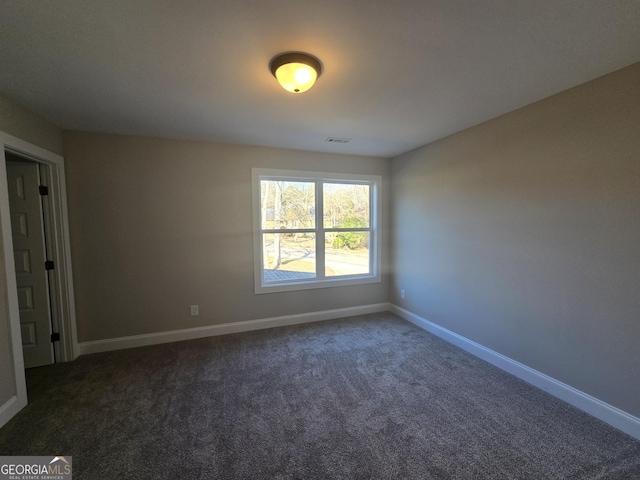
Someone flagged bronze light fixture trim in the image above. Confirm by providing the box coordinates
[269,52,323,93]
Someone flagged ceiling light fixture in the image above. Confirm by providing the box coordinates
[269,52,322,94]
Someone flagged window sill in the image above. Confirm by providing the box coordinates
[255,274,381,294]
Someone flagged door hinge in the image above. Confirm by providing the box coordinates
[39,185,49,196]
[51,332,60,343]
[45,260,55,270]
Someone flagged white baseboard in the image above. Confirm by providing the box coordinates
[0,395,27,430]
[390,304,640,441]
[79,303,390,356]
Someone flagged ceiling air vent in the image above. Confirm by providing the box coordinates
[324,137,352,144]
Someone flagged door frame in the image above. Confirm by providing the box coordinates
[0,131,78,427]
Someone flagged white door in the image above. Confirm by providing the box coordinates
[6,155,54,368]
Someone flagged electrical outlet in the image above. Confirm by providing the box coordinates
[400,289,406,299]
[190,305,199,316]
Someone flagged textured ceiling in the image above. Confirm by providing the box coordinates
[1,0,640,157]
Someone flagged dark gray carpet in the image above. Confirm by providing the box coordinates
[1,313,639,479]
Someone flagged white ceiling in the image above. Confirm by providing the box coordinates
[1,1,640,158]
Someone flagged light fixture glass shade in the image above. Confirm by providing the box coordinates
[274,63,318,93]
[269,52,322,94]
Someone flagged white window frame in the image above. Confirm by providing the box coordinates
[252,168,381,294]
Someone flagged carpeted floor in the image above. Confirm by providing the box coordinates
[1,312,639,479]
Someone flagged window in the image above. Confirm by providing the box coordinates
[252,168,381,293]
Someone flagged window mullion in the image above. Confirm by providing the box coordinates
[315,180,325,280]
[370,181,375,276]
[261,228,316,235]
[323,228,371,233]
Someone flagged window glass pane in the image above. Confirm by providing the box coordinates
[261,180,315,230]
[323,183,369,228]
[324,232,370,276]
[263,233,316,282]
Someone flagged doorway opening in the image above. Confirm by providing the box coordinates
[0,131,77,429]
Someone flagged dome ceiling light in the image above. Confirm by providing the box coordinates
[269,52,322,94]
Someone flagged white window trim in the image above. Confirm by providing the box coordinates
[252,168,382,294]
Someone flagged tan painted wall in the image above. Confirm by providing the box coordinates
[0,95,63,156]
[62,133,390,342]
[0,95,62,407]
[391,62,640,417]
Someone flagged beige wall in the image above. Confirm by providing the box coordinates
[62,133,390,342]
[391,62,640,417]
[0,95,62,407]
[0,94,63,156]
